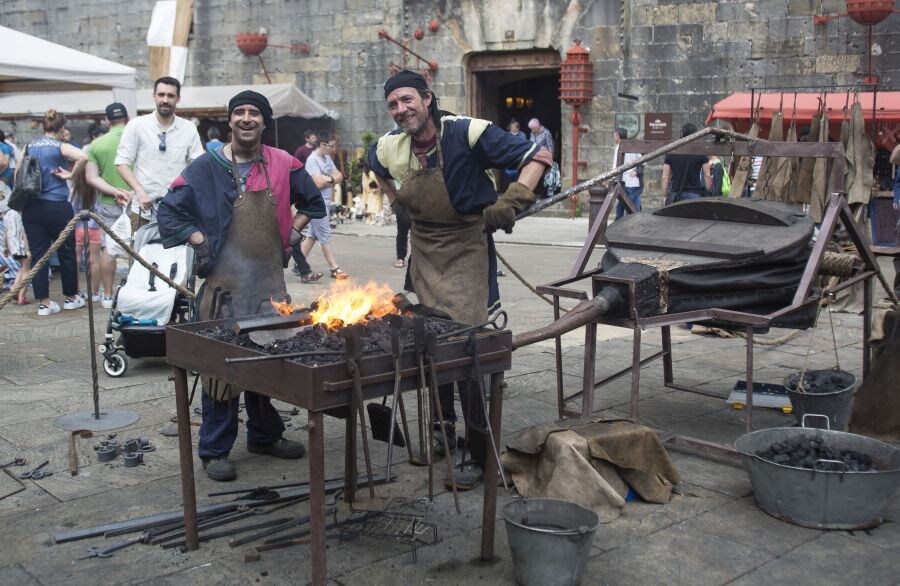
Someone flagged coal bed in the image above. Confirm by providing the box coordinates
[784,369,856,394]
[756,437,879,472]
[199,316,461,365]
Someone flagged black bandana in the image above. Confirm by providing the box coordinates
[228,90,273,127]
[383,70,429,98]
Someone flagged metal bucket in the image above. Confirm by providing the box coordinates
[502,498,599,586]
[735,417,900,529]
[784,369,856,431]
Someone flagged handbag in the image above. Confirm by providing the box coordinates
[8,147,41,212]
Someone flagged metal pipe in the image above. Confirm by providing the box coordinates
[517,126,765,222]
[82,217,100,420]
[512,294,613,350]
[173,367,200,550]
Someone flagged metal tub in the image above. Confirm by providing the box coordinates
[735,422,900,529]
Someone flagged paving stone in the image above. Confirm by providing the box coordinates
[586,520,772,585]
[667,452,753,498]
[728,532,900,585]
[0,563,42,585]
[686,496,822,555]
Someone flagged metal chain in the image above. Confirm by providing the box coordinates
[827,306,840,371]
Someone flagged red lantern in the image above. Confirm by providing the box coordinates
[559,40,593,108]
[236,33,268,56]
[428,19,441,32]
[413,28,425,40]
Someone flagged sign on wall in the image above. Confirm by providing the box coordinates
[645,113,672,140]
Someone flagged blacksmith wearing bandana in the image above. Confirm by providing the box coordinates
[159,90,326,482]
[368,70,552,489]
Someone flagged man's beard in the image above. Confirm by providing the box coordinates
[399,111,429,135]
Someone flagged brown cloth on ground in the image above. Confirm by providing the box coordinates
[500,419,680,522]
[794,111,822,204]
[845,101,875,206]
[730,121,759,198]
[809,113,832,223]
[757,111,784,201]
[850,309,900,441]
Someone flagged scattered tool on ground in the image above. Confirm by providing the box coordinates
[19,460,51,480]
[78,533,148,560]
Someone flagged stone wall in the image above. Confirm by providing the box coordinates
[2,0,897,201]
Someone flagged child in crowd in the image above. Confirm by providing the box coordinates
[0,186,31,304]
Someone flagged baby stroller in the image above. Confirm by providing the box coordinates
[100,222,194,377]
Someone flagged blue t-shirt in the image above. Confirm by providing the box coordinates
[0,142,13,186]
[28,137,69,202]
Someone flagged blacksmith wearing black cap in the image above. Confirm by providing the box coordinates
[368,70,554,490]
[158,90,326,482]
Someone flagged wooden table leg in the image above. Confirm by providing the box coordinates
[308,410,327,586]
[172,367,199,550]
[480,372,505,560]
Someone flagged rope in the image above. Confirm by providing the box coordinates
[820,252,858,278]
[0,210,193,312]
[495,248,570,313]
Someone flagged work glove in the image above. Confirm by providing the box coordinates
[191,238,212,279]
[283,227,306,267]
[482,182,536,234]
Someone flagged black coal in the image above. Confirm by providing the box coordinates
[756,437,878,472]
[200,315,459,366]
[785,369,855,395]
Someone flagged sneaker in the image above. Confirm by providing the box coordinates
[247,438,306,459]
[92,292,101,302]
[100,295,114,309]
[444,461,484,491]
[202,456,237,482]
[63,296,86,310]
[37,301,61,316]
[394,258,405,268]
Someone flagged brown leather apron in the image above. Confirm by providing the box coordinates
[394,137,488,325]
[200,151,288,400]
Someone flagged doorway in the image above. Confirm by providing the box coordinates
[467,50,562,164]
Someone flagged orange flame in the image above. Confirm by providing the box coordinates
[270,298,302,316]
[309,280,398,330]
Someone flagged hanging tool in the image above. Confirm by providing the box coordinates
[436,310,508,341]
[414,318,434,501]
[343,324,376,499]
[384,316,407,479]
[425,330,461,514]
[468,331,509,492]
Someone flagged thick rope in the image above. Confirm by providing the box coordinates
[0,210,193,312]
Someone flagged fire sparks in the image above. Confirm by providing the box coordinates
[269,281,398,330]
[310,281,398,330]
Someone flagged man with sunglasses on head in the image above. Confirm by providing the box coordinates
[158,90,326,481]
[115,77,204,232]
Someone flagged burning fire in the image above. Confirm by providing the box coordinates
[270,281,398,330]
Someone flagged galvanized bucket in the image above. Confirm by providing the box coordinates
[735,416,900,529]
[784,369,856,431]
[503,498,599,586]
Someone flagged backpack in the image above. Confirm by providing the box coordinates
[8,146,41,212]
[719,161,731,196]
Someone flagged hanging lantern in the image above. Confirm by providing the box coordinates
[846,0,895,25]
[559,40,593,108]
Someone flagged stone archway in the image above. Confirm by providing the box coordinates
[466,50,562,163]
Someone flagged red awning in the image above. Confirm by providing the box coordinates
[707,91,900,124]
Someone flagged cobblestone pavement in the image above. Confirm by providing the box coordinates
[0,217,897,585]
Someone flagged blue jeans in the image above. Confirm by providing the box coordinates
[22,199,78,300]
[198,389,285,459]
[677,190,705,202]
[616,186,644,219]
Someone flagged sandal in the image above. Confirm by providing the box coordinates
[393,259,405,268]
[300,271,323,284]
[330,267,349,280]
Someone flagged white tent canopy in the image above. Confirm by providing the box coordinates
[136,84,339,120]
[0,26,136,116]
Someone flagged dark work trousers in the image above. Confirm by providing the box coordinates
[395,204,411,260]
[436,379,489,468]
[22,199,78,300]
[894,216,899,298]
[290,246,313,275]
[198,389,285,460]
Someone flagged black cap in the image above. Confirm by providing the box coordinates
[228,90,273,127]
[105,102,128,121]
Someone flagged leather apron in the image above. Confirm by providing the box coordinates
[199,152,288,400]
[394,137,488,326]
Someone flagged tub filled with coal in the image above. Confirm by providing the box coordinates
[735,425,900,529]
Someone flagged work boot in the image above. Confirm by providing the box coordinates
[247,438,306,459]
[430,422,456,459]
[444,461,484,491]
[202,456,236,482]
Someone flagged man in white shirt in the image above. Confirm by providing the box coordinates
[115,77,204,231]
[613,128,643,219]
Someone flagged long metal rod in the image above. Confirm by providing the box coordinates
[83,220,101,420]
[173,367,200,550]
[516,127,765,221]
[427,351,461,514]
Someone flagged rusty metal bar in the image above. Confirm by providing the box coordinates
[173,367,200,551]
[232,311,312,335]
[308,411,326,586]
[480,372,504,561]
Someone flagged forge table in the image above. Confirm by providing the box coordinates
[167,317,512,585]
